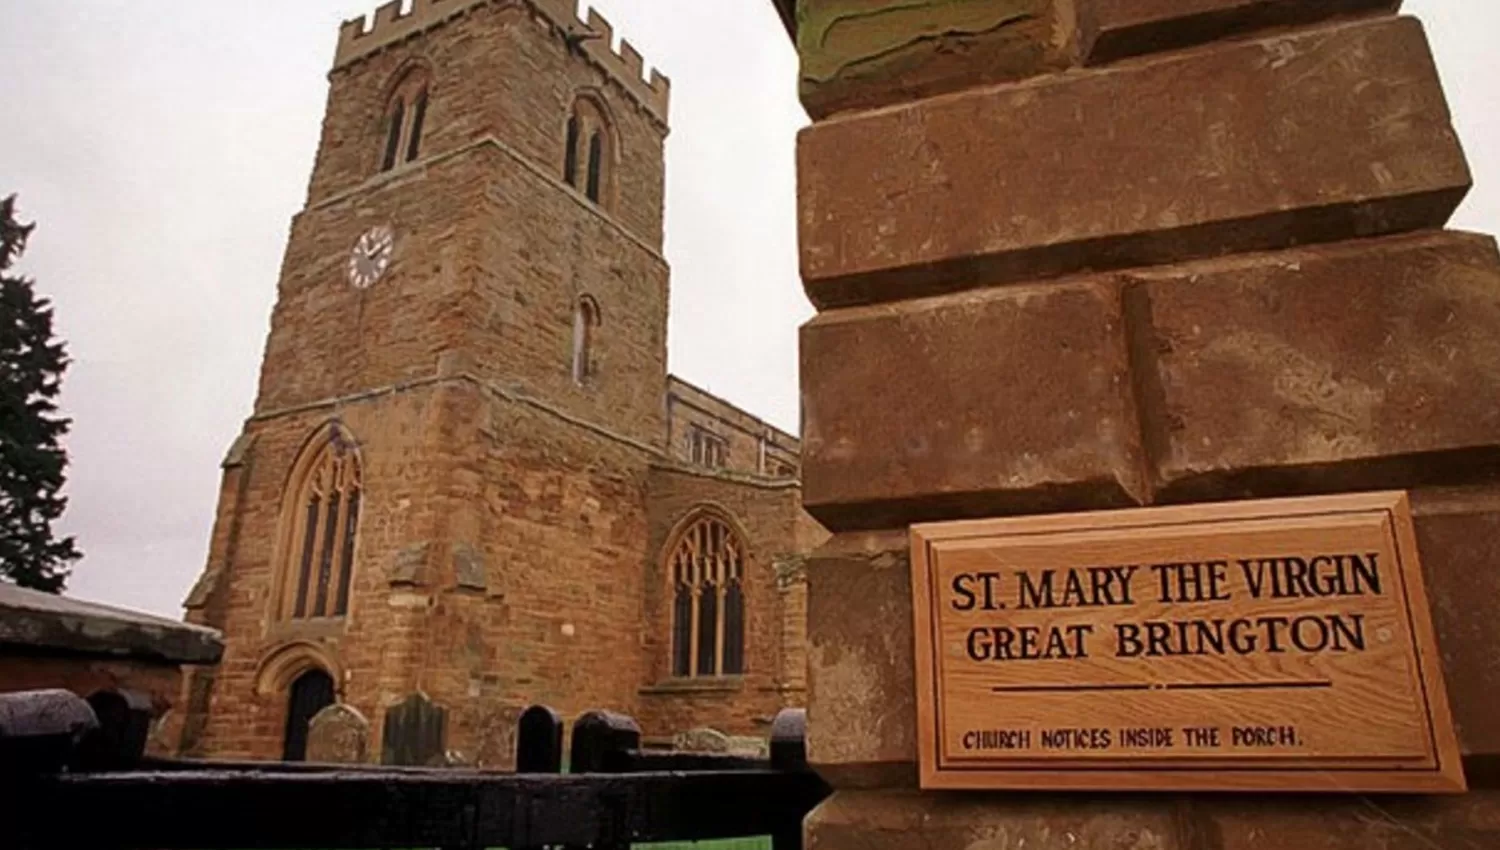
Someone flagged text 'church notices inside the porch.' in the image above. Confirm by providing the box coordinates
[909,492,1465,794]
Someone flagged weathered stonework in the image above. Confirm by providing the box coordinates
[179,3,823,765]
[1081,0,1401,63]
[805,531,916,789]
[0,583,223,758]
[798,16,1468,308]
[801,279,1144,530]
[790,0,1500,842]
[1410,486,1500,760]
[796,0,1080,119]
[1127,232,1500,502]
[305,703,370,763]
[1194,792,1500,849]
[807,791,1192,850]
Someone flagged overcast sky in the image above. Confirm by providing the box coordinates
[1,1,1495,618]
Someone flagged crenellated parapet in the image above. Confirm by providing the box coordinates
[334,0,670,125]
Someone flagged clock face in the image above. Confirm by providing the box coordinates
[347,225,395,290]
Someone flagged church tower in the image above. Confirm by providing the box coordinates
[179,0,674,764]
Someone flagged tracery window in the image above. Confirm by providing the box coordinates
[563,95,613,208]
[668,513,747,678]
[276,425,363,621]
[572,295,601,385]
[689,427,728,470]
[381,68,432,172]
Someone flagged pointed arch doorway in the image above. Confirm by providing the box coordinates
[282,668,336,762]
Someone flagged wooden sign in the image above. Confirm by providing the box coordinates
[910,492,1465,793]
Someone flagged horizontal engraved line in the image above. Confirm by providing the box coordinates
[991,681,1334,694]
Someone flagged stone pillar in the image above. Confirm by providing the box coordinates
[791,1,1500,846]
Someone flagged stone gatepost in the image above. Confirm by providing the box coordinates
[785,0,1500,846]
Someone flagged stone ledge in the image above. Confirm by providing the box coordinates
[0,583,223,666]
[639,677,746,696]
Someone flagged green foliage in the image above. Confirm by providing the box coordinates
[0,194,80,592]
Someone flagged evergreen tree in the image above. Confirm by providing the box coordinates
[0,195,80,592]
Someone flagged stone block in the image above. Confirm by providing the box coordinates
[798,16,1469,309]
[453,542,486,591]
[1411,487,1500,760]
[802,280,1144,531]
[807,790,1192,850]
[1196,792,1500,849]
[797,0,1079,119]
[806,531,918,788]
[1127,232,1500,502]
[1082,0,1400,64]
[388,543,430,586]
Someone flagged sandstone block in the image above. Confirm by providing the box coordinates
[1127,232,1500,501]
[1083,0,1400,64]
[1196,791,1500,849]
[805,532,918,788]
[802,280,1144,531]
[807,790,1191,850]
[797,0,1078,119]
[1411,487,1500,760]
[798,16,1468,309]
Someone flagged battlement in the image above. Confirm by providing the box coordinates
[333,0,670,124]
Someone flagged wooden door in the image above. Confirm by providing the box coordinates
[282,669,335,762]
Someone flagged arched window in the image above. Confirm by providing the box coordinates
[282,668,335,762]
[380,67,432,173]
[586,131,604,203]
[572,295,601,385]
[667,513,747,678]
[275,425,363,622]
[564,115,581,188]
[562,95,614,208]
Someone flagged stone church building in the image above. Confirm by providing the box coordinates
[175,0,826,765]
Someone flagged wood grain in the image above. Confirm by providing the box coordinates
[910,492,1466,793]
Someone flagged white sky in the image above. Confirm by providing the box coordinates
[0,1,1495,618]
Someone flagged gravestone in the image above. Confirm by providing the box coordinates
[783,0,1500,846]
[674,727,731,753]
[675,727,771,759]
[305,703,369,764]
[516,705,563,773]
[381,694,447,767]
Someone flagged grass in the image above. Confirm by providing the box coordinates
[641,841,772,850]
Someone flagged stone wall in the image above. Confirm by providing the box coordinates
[180,0,812,765]
[308,2,667,248]
[0,582,223,759]
[638,464,823,738]
[184,383,469,759]
[0,656,181,720]
[666,377,800,478]
[790,0,1500,846]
